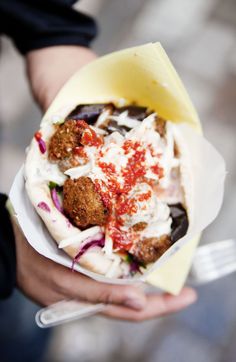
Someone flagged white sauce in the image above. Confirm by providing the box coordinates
[120,183,172,237]
[25,124,67,186]
[65,163,92,179]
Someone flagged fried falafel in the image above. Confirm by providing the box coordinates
[48,119,84,161]
[132,235,172,264]
[63,177,109,228]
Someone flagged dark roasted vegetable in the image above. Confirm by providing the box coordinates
[169,203,189,243]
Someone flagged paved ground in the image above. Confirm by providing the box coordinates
[0,0,236,361]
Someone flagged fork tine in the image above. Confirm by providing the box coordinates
[191,263,236,283]
[193,239,236,262]
[192,257,236,274]
[195,239,236,256]
[188,239,236,285]
[193,252,236,269]
[195,246,236,259]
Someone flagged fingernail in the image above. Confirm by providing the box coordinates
[182,289,198,306]
[124,298,146,310]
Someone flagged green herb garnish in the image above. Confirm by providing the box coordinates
[49,181,58,190]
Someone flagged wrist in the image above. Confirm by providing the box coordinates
[26,45,97,112]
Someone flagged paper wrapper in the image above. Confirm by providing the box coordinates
[9,43,225,295]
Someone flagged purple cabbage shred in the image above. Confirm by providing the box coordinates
[72,237,105,271]
[129,260,143,275]
[37,201,51,212]
[38,138,46,154]
[51,188,63,213]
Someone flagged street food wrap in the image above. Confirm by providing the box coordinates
[10,43,225,294]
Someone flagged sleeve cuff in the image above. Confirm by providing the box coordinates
[0,194,16,299]
[16,33,95,55]
[0,1,98,55]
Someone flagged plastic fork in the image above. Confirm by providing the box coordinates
[188,238,236,284]
[36,239,236,328]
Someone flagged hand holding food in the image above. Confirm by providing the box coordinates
[12,217,197,319]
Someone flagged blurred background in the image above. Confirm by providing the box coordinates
[0,0,236,361]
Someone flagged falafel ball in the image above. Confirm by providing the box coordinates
[48,120,84,161]
[63,177,109,228]
[131,234,171,264]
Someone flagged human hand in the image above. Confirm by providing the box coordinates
[12,219,197,321]
[26,45,97,112]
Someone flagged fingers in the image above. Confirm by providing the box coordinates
[15,231,146,309]
[14,218,196,314]
[102,288,197,321]
[55,267,147,310]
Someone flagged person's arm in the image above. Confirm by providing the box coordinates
[0,0,97,110]
[26,45,96,111]
[0,194,16,299]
